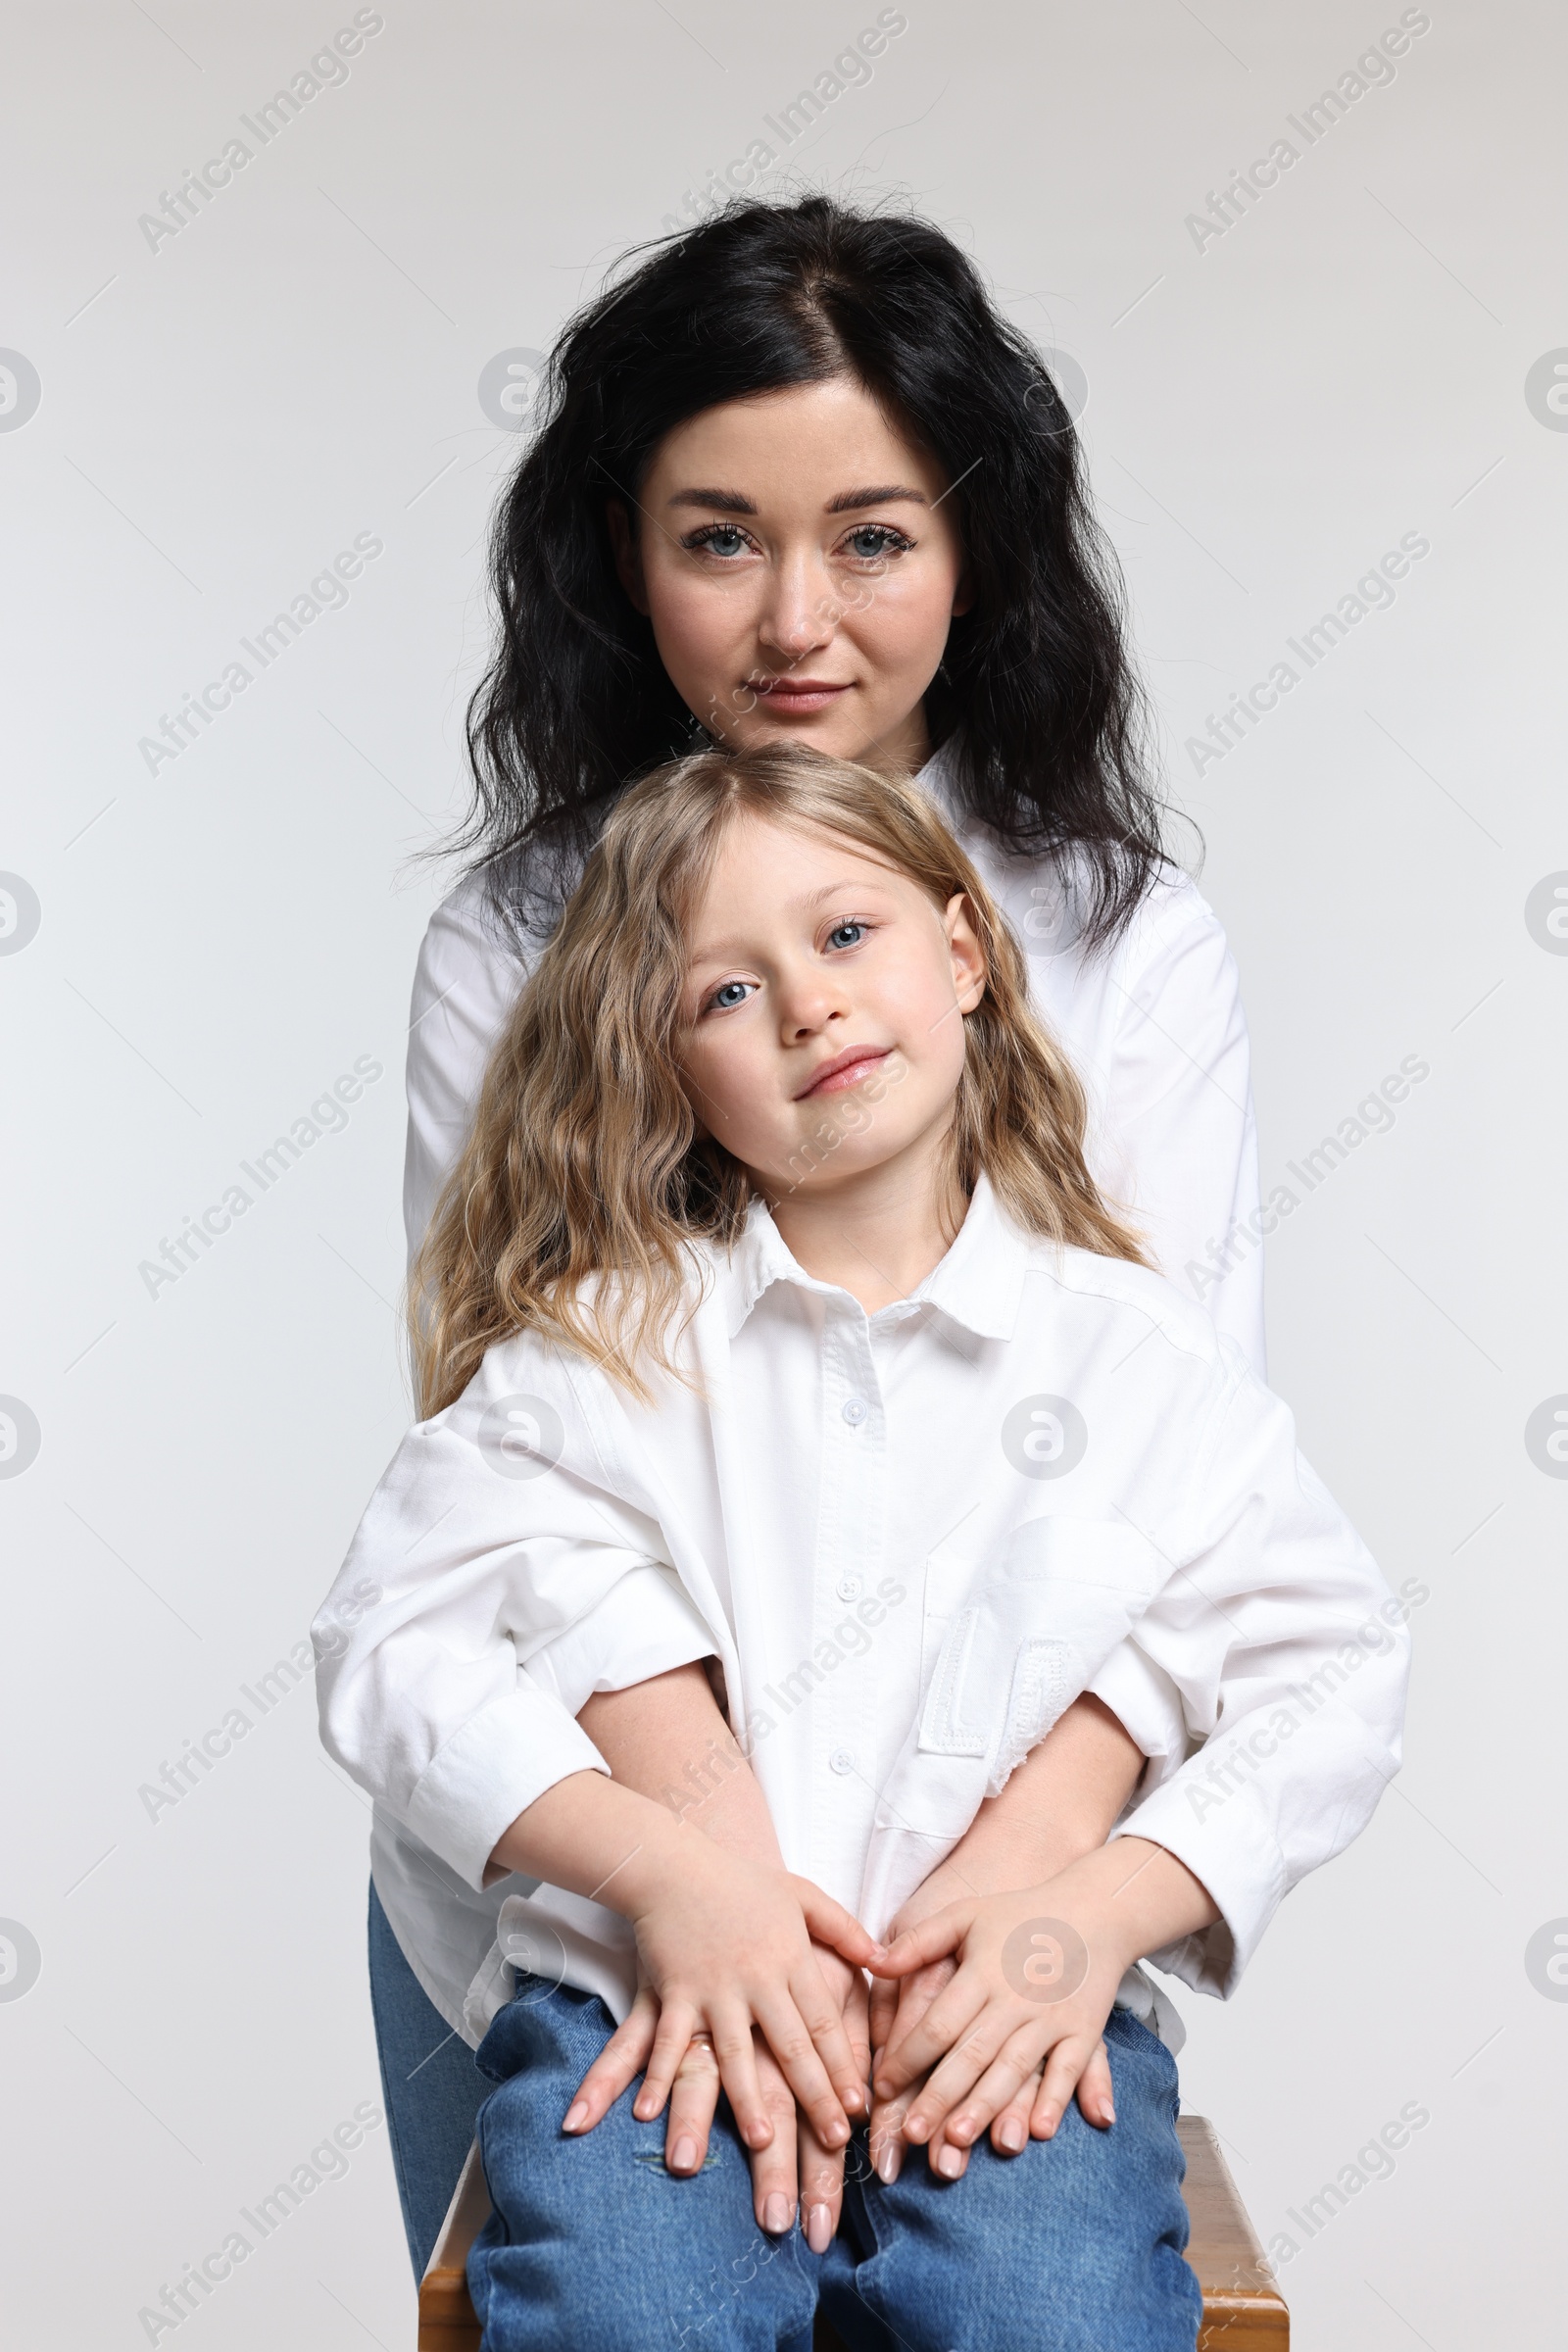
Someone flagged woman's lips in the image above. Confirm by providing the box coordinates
[796,1046,892,1101]
[751,678,852,714]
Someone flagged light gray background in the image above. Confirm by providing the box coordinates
[3,3,1564,2345]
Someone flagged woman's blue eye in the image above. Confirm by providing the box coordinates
[842,525,907,561]
[693,525,750,558]
[826,922,866,951]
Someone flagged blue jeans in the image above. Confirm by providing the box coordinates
[368,1881,488,2277]
[468,1978,1201,2352]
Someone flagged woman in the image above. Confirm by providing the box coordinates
[372,193,1263,2283]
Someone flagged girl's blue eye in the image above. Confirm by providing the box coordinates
[710,980,751,1010]
[826,921,866,951]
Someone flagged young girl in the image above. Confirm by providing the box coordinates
[384,192,1267,2263]
[318,744,1408,2351]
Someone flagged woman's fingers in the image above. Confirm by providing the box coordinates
[988,2071,1041,2157]
[746,2041,801,2234]
[638,1996,704,2123]
[1074,2038,1115,2130]
[662,2030,722,2175]
[564,1984,659,2133]
[709,2001,775,2151]
[796,2112,848,2256]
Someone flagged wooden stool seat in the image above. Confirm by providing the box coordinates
[417,2114,1287,2348]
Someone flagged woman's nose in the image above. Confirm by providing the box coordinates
[756,550,837,666]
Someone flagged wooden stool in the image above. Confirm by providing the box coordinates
[417,2114,1287,2348]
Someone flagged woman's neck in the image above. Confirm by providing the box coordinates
[764,1133,966,1313]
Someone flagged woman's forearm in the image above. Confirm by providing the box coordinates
[579,1663,783,1864]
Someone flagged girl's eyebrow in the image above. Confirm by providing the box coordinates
[687,880,893,962]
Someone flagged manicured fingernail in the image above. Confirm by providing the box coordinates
[807,2203,834,2253]
[998,2116,1025,2153]
[875,2140,902,2183]
[934,2143,962,2180]
[1103,2103,1116,2127]
[670,2135,699,2173]
[763,2193,793,2234]
[563,2101,589,2133]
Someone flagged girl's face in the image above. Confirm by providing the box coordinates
[608,378,971,778]
[676,812,986,1202]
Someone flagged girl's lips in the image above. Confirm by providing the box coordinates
[796,1046,892,1100]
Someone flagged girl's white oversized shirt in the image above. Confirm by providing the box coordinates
[317,1180,1407,2047]
[359,738,1281,2042]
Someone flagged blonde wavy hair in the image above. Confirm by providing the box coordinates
[412,744,1146,1412]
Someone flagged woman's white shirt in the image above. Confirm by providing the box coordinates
[403,737,1265,1373]
[318,1178,1407,2047]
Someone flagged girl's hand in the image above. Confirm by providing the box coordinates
[620,1839,878,2156]
[872,1884,1128,2152]
[564,1944,872,2239]
[866,1907,1113,2180]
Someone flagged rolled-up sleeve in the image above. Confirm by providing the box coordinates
[1111,1366,1410,1997]
[314,1375,710,1891]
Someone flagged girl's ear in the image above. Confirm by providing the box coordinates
[606,500,650,615]
[944,893,987,1013]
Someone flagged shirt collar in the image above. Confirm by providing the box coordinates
[710,1173,1035,1345]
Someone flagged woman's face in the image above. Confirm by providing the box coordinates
[608,377,971,777]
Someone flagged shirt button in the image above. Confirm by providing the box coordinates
[835,1573,863,1601]
[841,1396,868,1426]
[829,1748,856,1776]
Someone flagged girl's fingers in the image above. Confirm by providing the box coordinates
[795,2113,848,2257]
[786,1959,869,2120]
[637,1997,703,2123]
[792,1879,881,1970]
[874,1975,988,2100]
[939,2025,1050,2146]
[869,1903,973,1981]
[564,1986,659,2133]
[1029,2033,1102,2141]
[709,2001,774,2151]
[867,1972,899,2056]
[662,2030,722,2176]
[900,2005,1017,2140]
[1074,2038,1115,2130]
[746,2043,801,2233]
[755,1989,853,2151]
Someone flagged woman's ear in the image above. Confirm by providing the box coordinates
[944,893,987,1013]
[950,565,975,619]
[606,500,651,615]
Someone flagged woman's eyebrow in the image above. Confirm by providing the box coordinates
[667,487,758,513]
[824,485,928,513]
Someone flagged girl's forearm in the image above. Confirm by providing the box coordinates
[487,1768,687,1912]
[579,1663,783,1863]
[911,1696,1145,1912]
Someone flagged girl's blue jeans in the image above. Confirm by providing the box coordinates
[467,1973,1201,2352]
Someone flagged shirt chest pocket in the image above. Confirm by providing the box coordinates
[917,1515,1168,1788]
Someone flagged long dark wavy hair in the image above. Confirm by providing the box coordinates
[460,194,1165,948]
